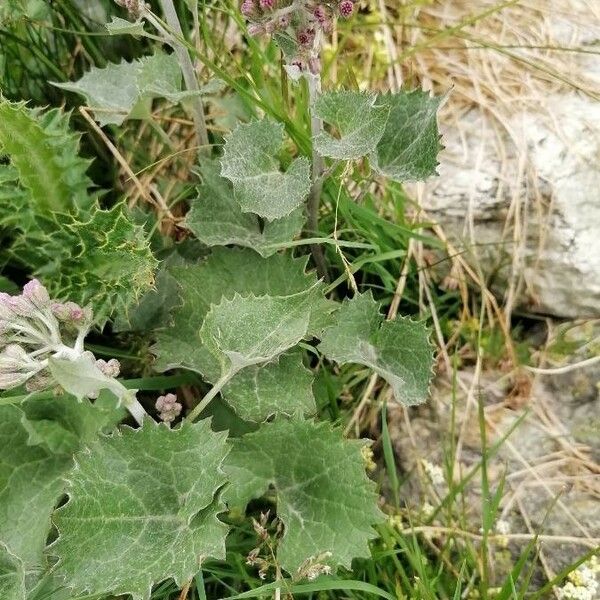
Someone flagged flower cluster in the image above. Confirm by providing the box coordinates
[0,280,93,392]
[240,0,356,74]
[556,556,600,600]
[155,392,182,423]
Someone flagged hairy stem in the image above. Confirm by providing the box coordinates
[158,0,210,153]
[306,72,328,280]
[186,369,236,423]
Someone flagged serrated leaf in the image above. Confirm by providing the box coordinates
[23,204,157,323]
[21,392,125,455]
[154,248,332,379]
[224,418,383,573]
[185,160,305,257]
[221,120,311,221]
[52,53,190,126]
[313,91,389,160]
[51,420,229,600]
[200,290,313,376]
[370,90,442,182]
[319,293,434,406]
[222,351,315,422]
[0,100,95,214]
[0,543,25,600]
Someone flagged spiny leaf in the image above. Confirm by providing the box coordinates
[185,160,305,257]
[370,90,442,182]
[51,420,230,600]
[0,99,95,214]
[199,289,314,375]
[222,351,315,422]
[220,119,311,221]
[224,418,384,574]
[19,204,157,323]
[0,543,25,600]
[313,91,389,160]
[319,292,434,406]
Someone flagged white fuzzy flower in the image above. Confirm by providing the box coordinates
[421,460,445,486]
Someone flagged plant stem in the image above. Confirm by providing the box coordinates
[186,369,235,423]
[158,0,210,153]
[306,72,328,280]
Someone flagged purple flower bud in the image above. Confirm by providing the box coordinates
[313,5,327,23]
[240,0,256,17]
[22,279,50,307]
[259,0,274,10]
[96,358,121,379]
[278,13,291,28]
[51,301,85,323]
[247,23,265,36]
[156,393,182,423]
[338,0,354,18]
[297,27,315,47]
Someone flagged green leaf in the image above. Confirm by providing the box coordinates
[22,204,157,323]
[319,293,433,406]
[48,354,128,402]
[222,351,315,422]
[0,543,25,600]
[105,16,148,36]
[52,53,190,126]
[313,91,389,160]
[224,418,383,574]
[0,405,73,566]
[200,289,313,376]
[370,90,442,182]
[51,420,229,600]
[154,248,331,379]
[21,392,124,455]
[221,120,311,221]
[185,160,304,257]
[0,100,94,214]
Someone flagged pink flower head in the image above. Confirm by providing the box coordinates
[313,5,327,23]
[278,13,291,28]
[259,0,274,10]
[156,393,182,423]
[240,0,256,17]
[297,27,315,47]
[338,0,354,18]
[247,23,265,36]
[51,301,85,323]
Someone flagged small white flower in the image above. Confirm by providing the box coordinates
[421,460,445,486]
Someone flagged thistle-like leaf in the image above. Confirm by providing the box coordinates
[51,420,229,600]
[313,91,390,160]
[20,204,158,322]
[220,119,311,221]
[185,160,305,257]
[105,16,148,37]
[0,100,95,214]
[370,90,442,182]
[319,292,434,406]
[224,418,384,574]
